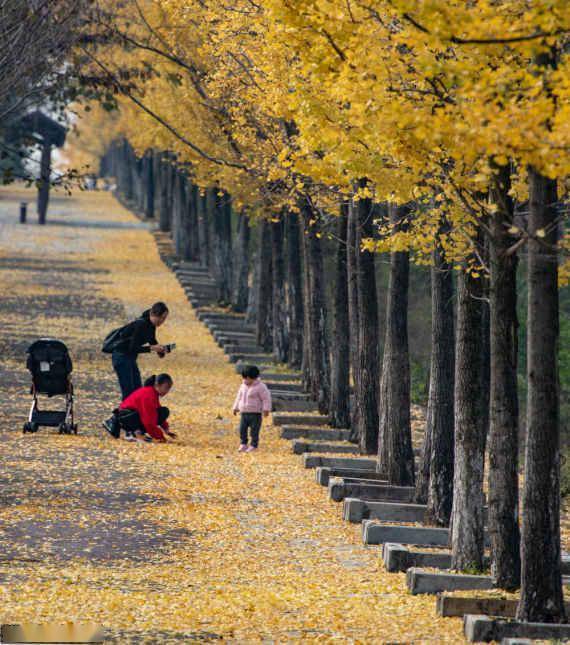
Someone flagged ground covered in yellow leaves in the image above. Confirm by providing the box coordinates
[0,187,463,642]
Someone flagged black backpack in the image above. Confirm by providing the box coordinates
[101,319,141,354]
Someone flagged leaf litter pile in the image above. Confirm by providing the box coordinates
[0,187,463,642]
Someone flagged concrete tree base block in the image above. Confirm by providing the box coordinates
[223,344,264,355]
[262,373,302,383]
[214,331,256,341]
[235,362,274,374]
[463,615,570,643]
[363,523,450,547]
[270,391,311,401]
[328,479,415,503]
[344,499,428,523]
[281,427,351,441]
[406,568,495,595]
[230,353,277,365]
[382,543,452,573]
[316,467,385,487]
[197,312,243,321]
[273,414,329,426]
[303,456,376,470]
[437,595,570,620]
[292,440,359,455]
[267,382,304,392]
[208,325,255,336]
[274,400,318,412]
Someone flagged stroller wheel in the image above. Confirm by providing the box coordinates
[73,424,78,435]
[58,423,67,435]
[23,422,31,434]
[30,423,39,433]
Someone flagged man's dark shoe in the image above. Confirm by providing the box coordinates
[103,416,120,438]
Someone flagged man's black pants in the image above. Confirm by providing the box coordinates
[239,412,262,448]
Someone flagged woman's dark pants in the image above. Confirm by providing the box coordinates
[112,351,142,400]
[239,412,262,448]
[118,407,170,433]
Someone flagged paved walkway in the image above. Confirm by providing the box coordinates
[0,187,462,642]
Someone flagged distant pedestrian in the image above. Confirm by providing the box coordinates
[102,302,170,400]
[232,365,272,453]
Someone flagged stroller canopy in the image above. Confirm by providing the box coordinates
[26,338,73,396]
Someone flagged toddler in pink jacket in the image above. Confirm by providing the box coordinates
[232,365,272,453]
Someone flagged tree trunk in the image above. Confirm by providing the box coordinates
[232,211,250,313]
[37,142,51,225]
[488,165,521,591]
[172,171,186,257]
[422,248,455,524]
[286,211,304,369]
[329,202,351,429]
[145,150,154,218]
[272,217,289,362]
[301,199,331,414]
[451,269,486,571]
[517,168,564,622]
[256,220,273,351]
[354,191,379,454]
[246,247,259,325]
[197,189,209,268]
[212,190,233,304]
[186,182,200,262]
[347,199,360,440]
[159,155,171,233]
[378,204,413,483]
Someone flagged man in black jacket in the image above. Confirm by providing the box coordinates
[111,302,169,400]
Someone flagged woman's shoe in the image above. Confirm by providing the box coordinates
[103,416,120,438]
[238,444,248,452]
[246,446,257,453]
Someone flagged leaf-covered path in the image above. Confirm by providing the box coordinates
[0,187,463,642]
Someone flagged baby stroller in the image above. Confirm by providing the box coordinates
[24,338,77,434]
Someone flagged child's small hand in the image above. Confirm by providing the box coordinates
[233,409,239,416]
[263,411,270,418]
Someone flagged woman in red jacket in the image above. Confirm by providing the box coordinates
[106,374,176,442]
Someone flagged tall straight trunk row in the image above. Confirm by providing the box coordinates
[105,139,566,617]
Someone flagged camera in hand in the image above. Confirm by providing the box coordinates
[164,343,176,353]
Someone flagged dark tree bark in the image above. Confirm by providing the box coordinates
[300,199,331,414]
[286,211,304,369]
[354,190,379,454]
[423,248,455,525]
[246,237,259,325]
[329,202,351,429]
[197,189,209,268]
[272,217,289,363]
[451,268,486,571]
[232,211,250,313]
[159,155,172,233]
[347,199,360,440]
[256,219,273,351]
[378,204,414,483]
[488,165,521,591]
[187,182,200,262]
[212,190,233,304]
[144,150,154,219]
[245,245,261,325]
[172,171,186,257]
[517,167,564,622]
[37,142,51,225]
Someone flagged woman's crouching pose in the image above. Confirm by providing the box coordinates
[104,373,177,442]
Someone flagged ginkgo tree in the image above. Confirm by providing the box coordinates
[69,0,570,624]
